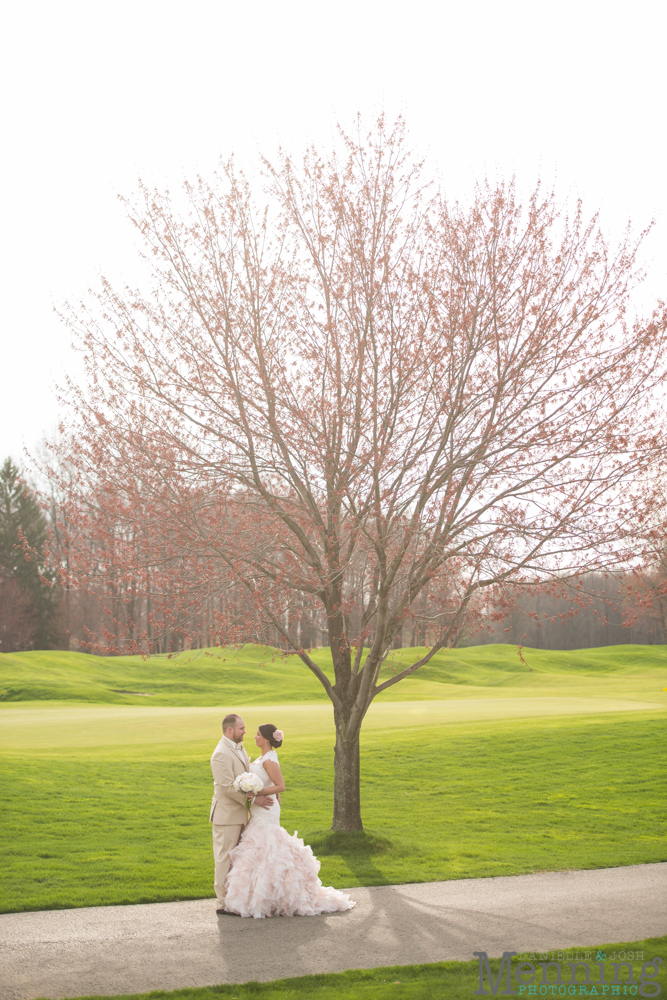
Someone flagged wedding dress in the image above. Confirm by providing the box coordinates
[224,750,356,918]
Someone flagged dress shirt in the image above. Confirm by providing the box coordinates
[223,735,248,766]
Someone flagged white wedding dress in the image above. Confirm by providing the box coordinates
[224,750,356,918]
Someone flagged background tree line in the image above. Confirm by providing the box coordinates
[2,452,665,654]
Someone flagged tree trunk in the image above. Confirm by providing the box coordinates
[331,719,363,831]
[657,597,667,644]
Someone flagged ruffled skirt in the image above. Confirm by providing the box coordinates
[224,819,356,919]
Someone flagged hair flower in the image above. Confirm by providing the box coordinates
[273,729,284,741]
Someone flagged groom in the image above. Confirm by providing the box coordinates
[210,712,273,914]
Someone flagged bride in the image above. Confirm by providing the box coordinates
[223,723,356,919]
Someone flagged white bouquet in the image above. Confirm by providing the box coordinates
[232,771,264,813]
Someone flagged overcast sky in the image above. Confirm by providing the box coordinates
[1,0,665,466]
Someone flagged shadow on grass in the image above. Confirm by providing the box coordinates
[305,829,404,886]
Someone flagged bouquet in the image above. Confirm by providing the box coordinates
[232,772,264,816]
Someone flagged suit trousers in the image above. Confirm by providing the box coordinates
[212,823,244,904]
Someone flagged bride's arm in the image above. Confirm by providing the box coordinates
[259,759,285,797]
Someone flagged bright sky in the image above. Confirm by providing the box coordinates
[1,0,665,465]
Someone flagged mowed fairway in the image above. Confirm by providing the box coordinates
[0,644,665,914]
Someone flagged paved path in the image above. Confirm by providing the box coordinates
[1,864,665,1000]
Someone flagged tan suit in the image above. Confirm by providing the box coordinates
[210,736,250,906]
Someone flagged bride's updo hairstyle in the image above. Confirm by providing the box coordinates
[259,723,282,748]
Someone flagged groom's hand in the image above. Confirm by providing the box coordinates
[254,795,274,809]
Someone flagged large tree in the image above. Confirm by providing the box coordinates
[53,120,667,829]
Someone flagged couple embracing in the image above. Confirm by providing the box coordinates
[210,712,356,919]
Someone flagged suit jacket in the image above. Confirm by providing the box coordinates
[210,737,251,825]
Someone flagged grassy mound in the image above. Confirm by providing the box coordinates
[0,645,324,705]
[1,642,666,706]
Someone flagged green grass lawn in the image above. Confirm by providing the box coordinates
[40,937,667,1000]
[1,711,664,913]
[0,643,665,914]
[1,642,666,706]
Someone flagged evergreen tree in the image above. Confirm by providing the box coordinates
[0,458,60,649]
